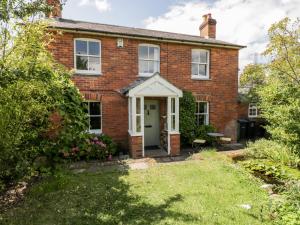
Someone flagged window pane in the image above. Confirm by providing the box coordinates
[192,51,200,63]
[139,60,148,74]
[154,47,159,60]
[139,46,148,59]
[199,64,207,76]
[90,102,100,115]
[172,115,176,130]
[154,61,160,73]
[192,63,198,75]
[136,98,140,114]
[76,56,88,70]
[171,98,175,113]
[149,47,155,59]
[196,102,200,114]
[200,51,208,63]
[136,116,141,132]
[148,61,154,73]
[197,115,205,126]
[88,57,100,72]
[90,117,101,130]
[76,40,87,55]
[89,41,100,56]
[199,102,207,113]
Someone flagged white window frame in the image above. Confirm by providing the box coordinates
[191,49,210,80]
[170,98,176,131]
[248,103,258,118]
[74,38,102,75]
[195,101,209,126]
[138,44,160,77]
[85,101,102,134]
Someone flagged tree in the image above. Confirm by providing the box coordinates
[240,17,300,153]
[0,1,87,190]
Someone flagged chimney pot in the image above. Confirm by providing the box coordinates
[199,13,217,39]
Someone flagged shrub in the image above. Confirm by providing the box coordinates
[179,91,196,145]
[194,125,216,145]
[273,181,300,225]
[242,160,288,183]
[60,133,117,161]
[245,139,300,168]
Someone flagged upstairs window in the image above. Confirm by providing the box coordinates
[84,102,102,134]
[139,44,160,76]
[195,101,209,125]
[75,39,101,74]
[248,103,258,118]
[191,49,209,79]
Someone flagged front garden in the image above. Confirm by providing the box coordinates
[0,151,272,225]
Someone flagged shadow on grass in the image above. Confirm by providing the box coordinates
[1,163,200,225]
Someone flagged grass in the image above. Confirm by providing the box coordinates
[0,151,271,225]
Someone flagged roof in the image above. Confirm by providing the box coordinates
[120,77,150,95]
[48,18,245,49]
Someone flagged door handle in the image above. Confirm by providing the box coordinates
[145,125,152,128]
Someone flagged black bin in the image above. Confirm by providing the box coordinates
[238,119,249,141]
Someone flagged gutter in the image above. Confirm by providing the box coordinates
[47,27,246,50]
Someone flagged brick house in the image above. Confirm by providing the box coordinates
[46,0,245,158]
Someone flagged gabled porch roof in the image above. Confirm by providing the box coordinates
[121,73,183,97]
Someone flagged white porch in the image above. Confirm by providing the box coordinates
[124,73,183,158]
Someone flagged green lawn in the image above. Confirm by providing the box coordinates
[0,152,271,225]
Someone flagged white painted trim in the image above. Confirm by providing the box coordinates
[248,103,258,118]
[141,97,145,157]
[132,97,136,133]
[196,101,209,125]
[191,49,210,79]
[128,73,183,97]
[74,38,102,75]
[138,44,160,77]
[167,97,171,155]
[85,101,102,134]
[175,97,179,132]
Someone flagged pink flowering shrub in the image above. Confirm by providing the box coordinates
[61,133,117,161]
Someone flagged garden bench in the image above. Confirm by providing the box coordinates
[220,137,232,143]
[192,139,206,151]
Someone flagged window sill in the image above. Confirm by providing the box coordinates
[191,76,211,80]
[138,73,157,77]
[74,71,102,76]
[88,129,102,134]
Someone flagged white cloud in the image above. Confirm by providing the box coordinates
[144,0,300,71]
[79,0,111,12]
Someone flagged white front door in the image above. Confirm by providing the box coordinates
[144,100,160,147]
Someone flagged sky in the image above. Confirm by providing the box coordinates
[62,0,300,70]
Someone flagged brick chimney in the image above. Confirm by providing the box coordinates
[46,0,62,18]
[199,13,217,39]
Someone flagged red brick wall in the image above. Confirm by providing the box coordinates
[170,134,180,156]
[48,31,239,146]
[128,135,143,158]
[238,102,249,119]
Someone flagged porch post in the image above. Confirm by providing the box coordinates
[167,97,171,154]
[175,97,179,132]
[141,96,145,157]
[132,96,136,132]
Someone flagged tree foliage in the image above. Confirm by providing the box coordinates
[0,1,87,190]
[240,17,300,153]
